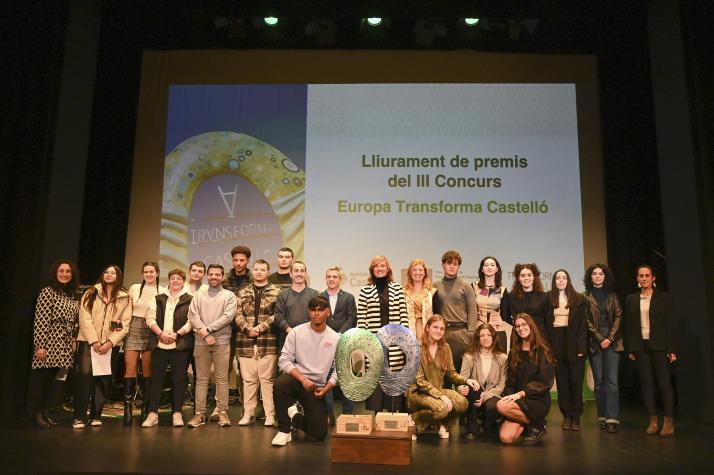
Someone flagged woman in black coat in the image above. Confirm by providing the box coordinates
[497,313,555,445]
[505,263,550,341]
[625,265,676,437]
[546,269,587,431]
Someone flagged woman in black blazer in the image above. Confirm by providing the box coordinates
[546,269,587,431]
[505,263,550,340]
[625,265,676,437]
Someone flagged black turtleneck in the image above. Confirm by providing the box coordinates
[375,277,390,326]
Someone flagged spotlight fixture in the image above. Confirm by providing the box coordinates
[366,17,382,27]
[264,17,278,26]
[464,18,479,26]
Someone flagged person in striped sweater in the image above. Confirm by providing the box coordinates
[356,255,409,412]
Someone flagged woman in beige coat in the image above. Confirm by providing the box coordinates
[404,258,435,341]
[459,323,508,438]
[72,265,132,428]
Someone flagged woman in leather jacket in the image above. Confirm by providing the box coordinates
[583,263,623,433]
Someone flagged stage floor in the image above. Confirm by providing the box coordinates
[4,401,711,474]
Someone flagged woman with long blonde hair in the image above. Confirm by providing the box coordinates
[404,258,435,341]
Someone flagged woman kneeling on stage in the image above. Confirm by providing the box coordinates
[458,323,508,438]
[497,313,555,445]
[407,315,477,439]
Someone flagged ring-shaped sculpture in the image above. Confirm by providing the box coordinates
[376,324,421,396]
[335,328,385,402]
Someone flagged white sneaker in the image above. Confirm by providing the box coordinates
[142,412,159,428]
[90,419,102,427]
[287,404,300,420]
[438,424,450,439]
[272,431,292,446]
[238,414,256,426]
[264,416,276,427]
[172,412,184,427]
[72,419,85,429]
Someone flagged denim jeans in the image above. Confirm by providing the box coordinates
[589,345,620,422]
[325,387,355,414]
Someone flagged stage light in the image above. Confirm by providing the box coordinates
[366,17,382,27]
[264,17,278,26]
[464,18,479,26]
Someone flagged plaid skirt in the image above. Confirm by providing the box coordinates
[124,316,151,351]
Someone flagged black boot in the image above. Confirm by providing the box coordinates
[141,377,152,421]
[42,410,57,426]
[34,412,51,428]
[124,377,136,426]
[465,409,483,438]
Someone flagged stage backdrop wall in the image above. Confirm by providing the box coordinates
[126,50,605,298]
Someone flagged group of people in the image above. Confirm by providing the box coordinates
[29,246,677,447]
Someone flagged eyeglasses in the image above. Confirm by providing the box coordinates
[515,323,529,329]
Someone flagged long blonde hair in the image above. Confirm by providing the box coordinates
[405,258,432,292]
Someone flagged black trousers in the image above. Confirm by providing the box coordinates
[27,367,64,413]
[273,373,328,440]
[366,384,405,412]
[148,348,190,413]
[551,327,585,418]
[72,342,112,422]
[636,345,675,417]
[464,388,499,433]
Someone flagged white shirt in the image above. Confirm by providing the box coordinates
[146,290,191,350]
[553,292,569,327]
[480,352,493,379]
[640,294,652,340]
[327,290,339,315]
[129,283,166,319]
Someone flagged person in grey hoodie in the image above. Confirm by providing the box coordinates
[186,264,237,428]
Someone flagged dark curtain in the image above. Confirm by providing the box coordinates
[0,2,70,417]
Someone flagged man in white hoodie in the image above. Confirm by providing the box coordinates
[271,296,340,446]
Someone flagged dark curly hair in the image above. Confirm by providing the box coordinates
[583,263,616,292]
[48,259,79,296]
[510,263,544,299]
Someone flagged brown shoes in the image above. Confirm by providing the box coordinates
[645,416,659,435]
[660,416,674,437]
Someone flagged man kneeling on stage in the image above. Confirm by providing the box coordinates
[272,296,340,446]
